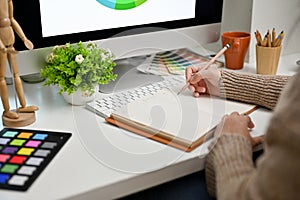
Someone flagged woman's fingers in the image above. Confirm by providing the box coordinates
[186,66,199,81]
[252,136,264,146]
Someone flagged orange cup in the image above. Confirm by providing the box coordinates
[222,32,251,70]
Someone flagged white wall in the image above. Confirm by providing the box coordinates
[220,0,300,63]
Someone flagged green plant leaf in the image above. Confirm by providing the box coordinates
[40,41,117,95]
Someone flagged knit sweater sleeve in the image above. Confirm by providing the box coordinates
[205,71,300,200]
[219,70,290,110]
[205,135,255,199]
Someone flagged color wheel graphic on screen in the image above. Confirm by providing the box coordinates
[96,0,147,10]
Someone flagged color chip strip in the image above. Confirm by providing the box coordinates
[41,142,57,149]
[2,147,18,154]
[9,156,27,165]
[17,132,33,139]
[8,175,28,186]
[0,154,10,162]
[34,149,50,157]
[0,174,10,184]
[26,157,44,166]
[32,133,48,140]
[25,140,41,148]
[3,131,18,138]
[0,138,10,145]
[17,148,35,156]
[1,164,19,174]
[10,139,26,146]
[18,166,36,176]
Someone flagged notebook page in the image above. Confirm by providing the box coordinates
[113,86,256,143]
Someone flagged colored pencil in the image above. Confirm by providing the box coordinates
[274,31,284,47]
[177,44,230,95]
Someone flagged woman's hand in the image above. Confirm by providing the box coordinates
[185,65,221,97]
[215,112,263,147]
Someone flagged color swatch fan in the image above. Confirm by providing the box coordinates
[137,48,224,76]
[0,128,71,191]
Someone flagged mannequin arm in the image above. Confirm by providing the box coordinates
[8,0,34,50]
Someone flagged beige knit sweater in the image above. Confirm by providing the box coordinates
[205,70,300,199]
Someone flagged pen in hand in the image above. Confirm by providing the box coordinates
[177,43,231,95]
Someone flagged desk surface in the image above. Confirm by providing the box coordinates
[1,49,299,199]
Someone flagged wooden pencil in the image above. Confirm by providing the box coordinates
[274,31,284,47]
[255,31,263,46]
[261,33,268,47]
[267,30,271,47]
[272,28,276,47]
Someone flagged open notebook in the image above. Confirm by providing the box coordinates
[106,85,257,152]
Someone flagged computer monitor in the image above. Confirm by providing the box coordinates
[11,0,223,78]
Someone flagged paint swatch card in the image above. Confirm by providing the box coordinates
[137,48,224,75]
[0,128,71,191]
[157,48,224,75]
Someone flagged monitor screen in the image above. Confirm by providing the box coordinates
[40,0,196,38]
[13,0,223,51]
[11,0,223,77]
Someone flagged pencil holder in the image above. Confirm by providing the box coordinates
[256,45,282,75]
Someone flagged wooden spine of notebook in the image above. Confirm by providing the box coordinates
[106,116,198,152]
[106,106,259,152]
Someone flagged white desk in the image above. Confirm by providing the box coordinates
[1,50,299,200]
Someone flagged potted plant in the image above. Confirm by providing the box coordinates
[40,41,117,105]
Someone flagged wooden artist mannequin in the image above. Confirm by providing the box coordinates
[0,0,38,126]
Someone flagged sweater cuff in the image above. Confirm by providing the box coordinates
[205,135,254,197]
[219,70,289,110]
[209,134,253,166]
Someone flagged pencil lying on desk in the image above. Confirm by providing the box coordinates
[177,43,231,95]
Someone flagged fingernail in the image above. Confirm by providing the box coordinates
[199,87,206,93]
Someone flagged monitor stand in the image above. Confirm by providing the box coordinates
[98,55,164,94]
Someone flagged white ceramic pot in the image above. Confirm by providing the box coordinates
[62,86,97,106]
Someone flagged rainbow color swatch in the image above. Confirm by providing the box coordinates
[96,0,147,10]
[147,48,224,75]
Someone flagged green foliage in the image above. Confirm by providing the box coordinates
[40,41,117,95]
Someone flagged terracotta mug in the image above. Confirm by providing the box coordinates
[222,32,251,69]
